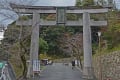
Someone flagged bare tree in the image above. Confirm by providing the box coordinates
[0,0,37,79]
[59,33,83,69]
[68,33,83,69]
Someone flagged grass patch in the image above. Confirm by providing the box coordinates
[93,44,120,58]
[41,65,46,71]
[10,60,23,78]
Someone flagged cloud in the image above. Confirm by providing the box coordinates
[0,9,18,25]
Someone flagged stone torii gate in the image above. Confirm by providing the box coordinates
[11,4,108,80]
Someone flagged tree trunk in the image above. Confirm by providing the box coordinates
[77,49,83,70]
[20,54,27,78]
[79,55,83,70]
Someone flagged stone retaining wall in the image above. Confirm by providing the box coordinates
[93,51,120,80]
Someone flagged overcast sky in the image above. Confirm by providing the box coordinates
[34,0,76,6]
[0,0,120,26]
[115,0,120,8]
[0,0,76,25]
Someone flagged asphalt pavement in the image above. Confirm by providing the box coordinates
[39,63,83,80]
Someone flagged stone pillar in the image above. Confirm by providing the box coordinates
[27,12,40,77]
[83,12,94,80]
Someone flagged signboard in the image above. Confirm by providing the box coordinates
[33,60,40,73]
[56,7,66,25]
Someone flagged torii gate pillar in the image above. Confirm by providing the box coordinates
[27,12,40,77]
[83,12,94,79]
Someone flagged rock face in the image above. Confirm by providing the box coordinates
[93,51,120,80]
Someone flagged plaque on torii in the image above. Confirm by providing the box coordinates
[56,7,66,25]
[11,4,108,79]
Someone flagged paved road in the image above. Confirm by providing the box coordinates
[39,63,83,80]
[0,62,16,80]
[8,62,16,80]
